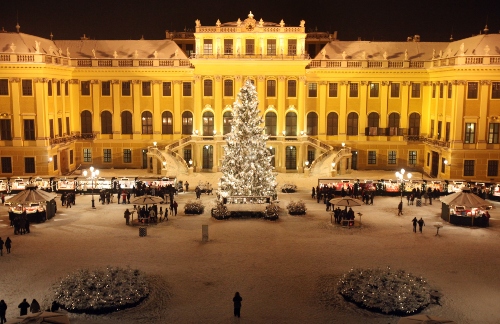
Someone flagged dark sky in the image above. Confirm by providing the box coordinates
[1,0,499,42]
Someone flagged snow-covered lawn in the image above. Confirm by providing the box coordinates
[1,171,499,323]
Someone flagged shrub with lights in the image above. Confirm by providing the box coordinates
[52,266,149,314]
[184,200,205,214]
[286,200,306,215]
[337,267,431,316]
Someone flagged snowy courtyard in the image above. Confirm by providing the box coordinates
[0,170,499,324]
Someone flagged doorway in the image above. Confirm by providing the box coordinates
[431,151,439,178]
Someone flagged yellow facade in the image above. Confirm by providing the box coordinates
[1,13,500,182]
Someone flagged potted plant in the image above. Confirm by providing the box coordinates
[211,201,231,220]
[184,200,205,215]
[286,200,306,215]
[265,202,280,220]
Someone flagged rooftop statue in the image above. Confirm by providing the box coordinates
[35,41,40,53]
[195,19,201,27]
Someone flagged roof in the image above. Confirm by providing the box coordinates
[0,32,186,59]
[54,39,186,59]
[317,33,500,60]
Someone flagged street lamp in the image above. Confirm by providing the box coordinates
[83,166,99,209]
[395,169,412,202]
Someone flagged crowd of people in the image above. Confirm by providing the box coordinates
[0,298,62,323]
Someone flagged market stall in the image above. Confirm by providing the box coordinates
[440,189,492,227]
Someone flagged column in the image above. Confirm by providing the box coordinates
[173,80,183,134]
[380,81,389,128]
[8,78,22,145]
[68,79,79,134]
[257,76,265,115]
[192,76,202,133]
[477,80,490,149]
[450,80,465,149]
[318,81,327,137]
[91,80,100,139]
[297,76,306,135]
[275,77,285,136]
[34,78,49,145]
[214,76,223,133]
[400,81,410,130]
[111,80,121,139]
[132,80,142,140]
[152,80,162,140]
[359,81,368,137]
[338,81,348,138]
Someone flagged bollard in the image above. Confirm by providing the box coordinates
[139,226,147,237]
[202,224,208,242]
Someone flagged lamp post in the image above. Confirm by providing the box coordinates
[83,166,99,209]
[395,168,412,202]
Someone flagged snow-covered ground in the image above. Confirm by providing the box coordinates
[1,169,499,324]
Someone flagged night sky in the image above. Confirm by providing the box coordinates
[1,0,499,42]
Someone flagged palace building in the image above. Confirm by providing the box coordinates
[0,12,500,182]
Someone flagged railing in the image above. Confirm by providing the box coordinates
[0,54,10,61]
[465,57,483,65]
[409,61,424,68]
[17,55,34,62]
[404,135,425,142]
[191,53,309,60]
[368,61,383,68]
[118,60,133,67]
[77,60,92,67]
[388,61,403,68]
[98,60,112,67]
[138,60,153,67]
[423,138,450,148]
[306,137,333,151]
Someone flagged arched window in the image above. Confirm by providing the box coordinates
[162,111,173,134]
[121,111,132,134]
[81,110,92,135]
[347,112,358,135]
[223,111,233,135]
[409,113,420,135]
[307,112,318,135]
[182,111,193,134]
[265,112,277,136]
[101,111,112,134]
[327,112,338,135]
[203,111,214,136]
[367,112,379,136]
[388,113,400,136]
[141,111,153,134]
[285,111,297,136]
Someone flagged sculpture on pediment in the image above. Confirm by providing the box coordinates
[175,49,179,58]
[383,51,387,60]
[362,51,366,60]
[280,20,285,28]
[404,49,408,61]
[49,46,53,54]
[10,43,16,52]
[248,11,254,19]
[321,48,326,60]
[300,20,305,28]
[58,48,62,56]
[432,49,435,59]
[460,43,465,55]
[216,19,221,27]
[237,18,242,27]
[133,50,139,59]
[484,45,490,56]
[35,41,40,53]
[342,51,346,60]
[113,51,118,59]
[66,47,70,58]
[195,19,201,27]
[154,50,158,58]
[92,49,96,58]
[258,18,264,27]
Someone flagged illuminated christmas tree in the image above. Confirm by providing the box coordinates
[219,79,276,197]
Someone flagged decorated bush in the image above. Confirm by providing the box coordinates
[281,183,297,193]
[52,266,149,314]
[184,200,205,214]
[265,203,280,220]
[338,267,431,315]
[286,200,306,215]
[212,201,231,219]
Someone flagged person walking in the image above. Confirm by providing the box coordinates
[0,300,7,324]
[232,292,242,318]
[397,201,403,216]
[124,209,131,225]
[412,217,418,233]
[172,200,178,216]
[184,181,189,192]
[18,299,30,316]
[127,191,131,204]
[311,186,316,199]
[5,237,11,254]
[418,217,425,233]
[0,237,3,256]
[30,299,40,313]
